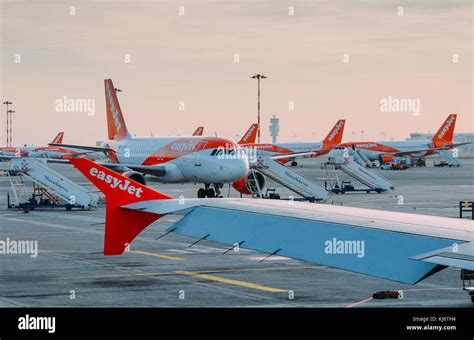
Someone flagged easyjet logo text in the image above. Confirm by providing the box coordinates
[242,125,256,142]
[106,83,122,132]
[170,140,199,151]
[327,121,344,142]
[89,167,142,198]
[438,115,455,140]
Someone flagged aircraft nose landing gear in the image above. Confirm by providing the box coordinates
[197,184,223,198]
[197,188,207,198]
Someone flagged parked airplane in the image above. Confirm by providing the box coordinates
[276,119,346,166]
[339,114,468,165]
[70,157,474,301]
[238,120,345,165]
[231,120,345,196]
[51,79,249,198]
[0,132,86,159]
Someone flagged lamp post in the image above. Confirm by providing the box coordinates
[3,101,12,146]
[7,110,15,147]
[251,74,267,143]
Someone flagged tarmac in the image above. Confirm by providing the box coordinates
[0,157,472,307]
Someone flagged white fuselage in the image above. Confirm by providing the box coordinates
[343,140,436,161]
[102,136,249,184]
[276,142,324,153]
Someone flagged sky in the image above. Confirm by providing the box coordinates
[0,0,472,146]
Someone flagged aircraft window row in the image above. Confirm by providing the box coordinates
[124,149,190,156]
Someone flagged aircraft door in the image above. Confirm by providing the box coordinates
[194,141,208,166]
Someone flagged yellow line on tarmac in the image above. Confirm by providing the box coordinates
[130,250,186,261]
[57,271,174,280]
[175,270,286,293]
[193,265,324,275]
[56,266,322,281]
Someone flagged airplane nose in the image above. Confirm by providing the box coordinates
[236,154,250,178]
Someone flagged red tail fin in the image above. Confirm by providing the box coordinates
[70,158,171,255]
[238,123,258,144]
[432,114,457,145]
[51,132,64,144]
[322,119,345,146]
[192,126,204,136]
[104,79,130,140]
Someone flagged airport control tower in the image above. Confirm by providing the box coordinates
[269,115,279,144]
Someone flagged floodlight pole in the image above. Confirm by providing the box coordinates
[3,101,12,147]
[7,110,15,147]
[251,74,267,144]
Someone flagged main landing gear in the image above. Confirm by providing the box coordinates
[197,183,223,198]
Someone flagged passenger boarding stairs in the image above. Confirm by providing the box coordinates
[6,171,30,206]
[350,148,371,167]
[8,158,99,209]
[437,150,460,167]
[253,155,330,201]
[326,149,394,192]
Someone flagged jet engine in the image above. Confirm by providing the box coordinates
[379,155,395,164]
[122,171,146,185]
[232,169,265,195]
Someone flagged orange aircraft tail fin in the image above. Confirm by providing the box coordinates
[322,119,345,147]
[51,132,64,144]
[432,114,457,145]
[192,126,204,136]
[238,123,258,144]
[104,79,131,140]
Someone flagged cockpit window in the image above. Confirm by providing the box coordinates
[211,148,223,156]
[211,148,236,156]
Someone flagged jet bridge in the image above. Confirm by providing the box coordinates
[252,155,330,201]
[7,158,98,209]
[325,148,394,192]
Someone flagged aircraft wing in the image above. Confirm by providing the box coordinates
[379,143,472,158]
[0,155,19,160]
[271,148,335,160]
[113,163,167,177]
[451,142,472,148]
[70,158,474,285]
[125,198,473,284]
[47,158,167,177]
[381,147,447,157]
[48,143,111,152]
[271,151,317,160]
